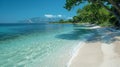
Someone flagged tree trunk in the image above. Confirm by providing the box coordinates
[108,0,120,15]
[99,2,120,28]
[113,10,120,28]
[113,10,120,22]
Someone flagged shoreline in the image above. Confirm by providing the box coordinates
[67,41,85,67]
[67,26,100,67]
[68,25,120,67]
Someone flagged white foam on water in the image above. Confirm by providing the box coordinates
[66,33,95,67]
[66,41,85,67]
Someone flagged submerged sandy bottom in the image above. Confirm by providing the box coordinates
[69,27,120,67]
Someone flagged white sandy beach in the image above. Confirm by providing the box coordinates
[69,27,120,67]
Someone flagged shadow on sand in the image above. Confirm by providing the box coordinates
[56,24,120,44]
[55,24,95,40]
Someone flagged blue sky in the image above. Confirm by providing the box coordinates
[0,0,86,23]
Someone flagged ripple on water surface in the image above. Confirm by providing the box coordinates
[0,24,94,67]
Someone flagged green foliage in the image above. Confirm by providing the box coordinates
[64,0,120,27]
[64,0,83,11]
[59,19,64,23]
[99,22,113,27]
[73,16,81,23]
[74,4,112,26]
[52,19,74,24]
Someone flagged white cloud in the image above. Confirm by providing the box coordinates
[44,14,63,18]
[57,15,62,18]
[44,14,55,18]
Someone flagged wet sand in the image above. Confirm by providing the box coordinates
[69,28,120,67]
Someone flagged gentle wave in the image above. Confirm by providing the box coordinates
[67,33,95,67]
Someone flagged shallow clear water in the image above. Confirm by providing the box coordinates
[0,23,93,67]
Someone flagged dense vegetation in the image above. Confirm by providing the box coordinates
[52,0,120,28]
[71,3,114,27]
[56,0,120,28]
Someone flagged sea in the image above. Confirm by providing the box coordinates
[0,23,94,67]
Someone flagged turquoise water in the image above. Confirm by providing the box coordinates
[0,23,93,67]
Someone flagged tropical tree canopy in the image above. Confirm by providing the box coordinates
[64,0,120,27]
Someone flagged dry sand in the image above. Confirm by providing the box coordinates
[69,28,120,67]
